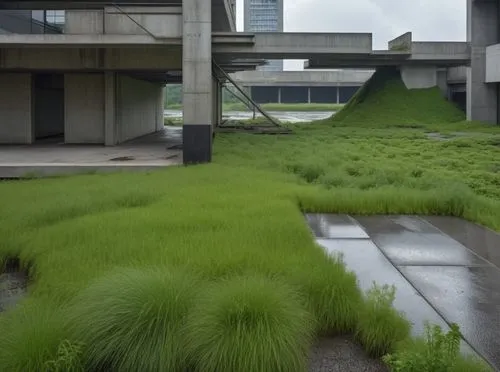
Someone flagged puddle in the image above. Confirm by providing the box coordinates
[0,258,28,312]
[109,156,136,162]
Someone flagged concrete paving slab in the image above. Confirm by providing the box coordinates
[316,238,449,336]
[0,128,182,178]
[305,214,370,239]
[424,216,500,269]
[355,216,490,267]
[401,265,500,369]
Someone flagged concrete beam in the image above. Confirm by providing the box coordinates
[0,47,182,71]
[230,70,374,87]
[213,32,373,59]
[0,34,182,46]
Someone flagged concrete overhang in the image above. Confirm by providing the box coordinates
[213,32,373,60]
[0,33,183,47]
[0,0,236,32]
[305,42,470,69]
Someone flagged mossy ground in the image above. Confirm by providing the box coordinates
[0,68,498,371]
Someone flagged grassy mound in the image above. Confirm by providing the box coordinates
[329,66,465,126]
[185,275,315,372]
[67,268,199,372]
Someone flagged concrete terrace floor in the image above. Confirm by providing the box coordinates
[306,214,500,371]
[0,127,183,178]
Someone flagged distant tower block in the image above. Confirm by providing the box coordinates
[244,0,284,72]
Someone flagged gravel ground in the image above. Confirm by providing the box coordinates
[309,337,389,372]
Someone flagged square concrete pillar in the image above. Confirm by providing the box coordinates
[157,85,165,131]
[104,72,117,146]
[467,0,499,124]
[182,0,213,164]
[212,78,223,127]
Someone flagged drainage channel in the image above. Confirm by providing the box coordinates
[0,258,28,313]
[305,214,499,371]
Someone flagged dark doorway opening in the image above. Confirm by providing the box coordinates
[33,73,64,142]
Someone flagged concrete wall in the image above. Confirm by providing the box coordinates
[389,32,412,51]
[65,7,182,38]
[65,10,104,34]
[447,66,467,84]
[486,43,500,83]
[400,66,437,89]
[116,75,162,143]
[0,73,32,144]
[64,73,105,144]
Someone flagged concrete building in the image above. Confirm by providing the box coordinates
[232,70,373,104]
[243,0,284,72]
[467,0,500,124]
[0,0,495,175]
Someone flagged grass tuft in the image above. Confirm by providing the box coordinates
[355,283,411,357]
[0,302,67,372]
[185,275,315,372]
[67,267,200,372]
[291,253,363,335]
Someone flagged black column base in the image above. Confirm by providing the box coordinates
[183,125,212,165]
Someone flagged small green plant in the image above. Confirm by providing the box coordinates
[44,340,85,372]
[355,282,411,357]
[383,322,490,371]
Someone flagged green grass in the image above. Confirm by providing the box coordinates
[67,268,200,371]
[185,275,315,372]
[1,67,498,371]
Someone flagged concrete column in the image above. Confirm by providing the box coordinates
[436,68,448,98]
[307,87,311,104]
[217,81,223,126]
[467,0,499,123]
[212,78,219,127]
[157,85,165,131]
[104,72,116,146]
[182,0,213,164]
[278,87,282,103]
[336,86,340,104]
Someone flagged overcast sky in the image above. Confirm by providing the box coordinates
[235,0,466,70]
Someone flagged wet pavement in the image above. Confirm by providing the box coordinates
[305,214,500,370]
[164,109,335,123]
